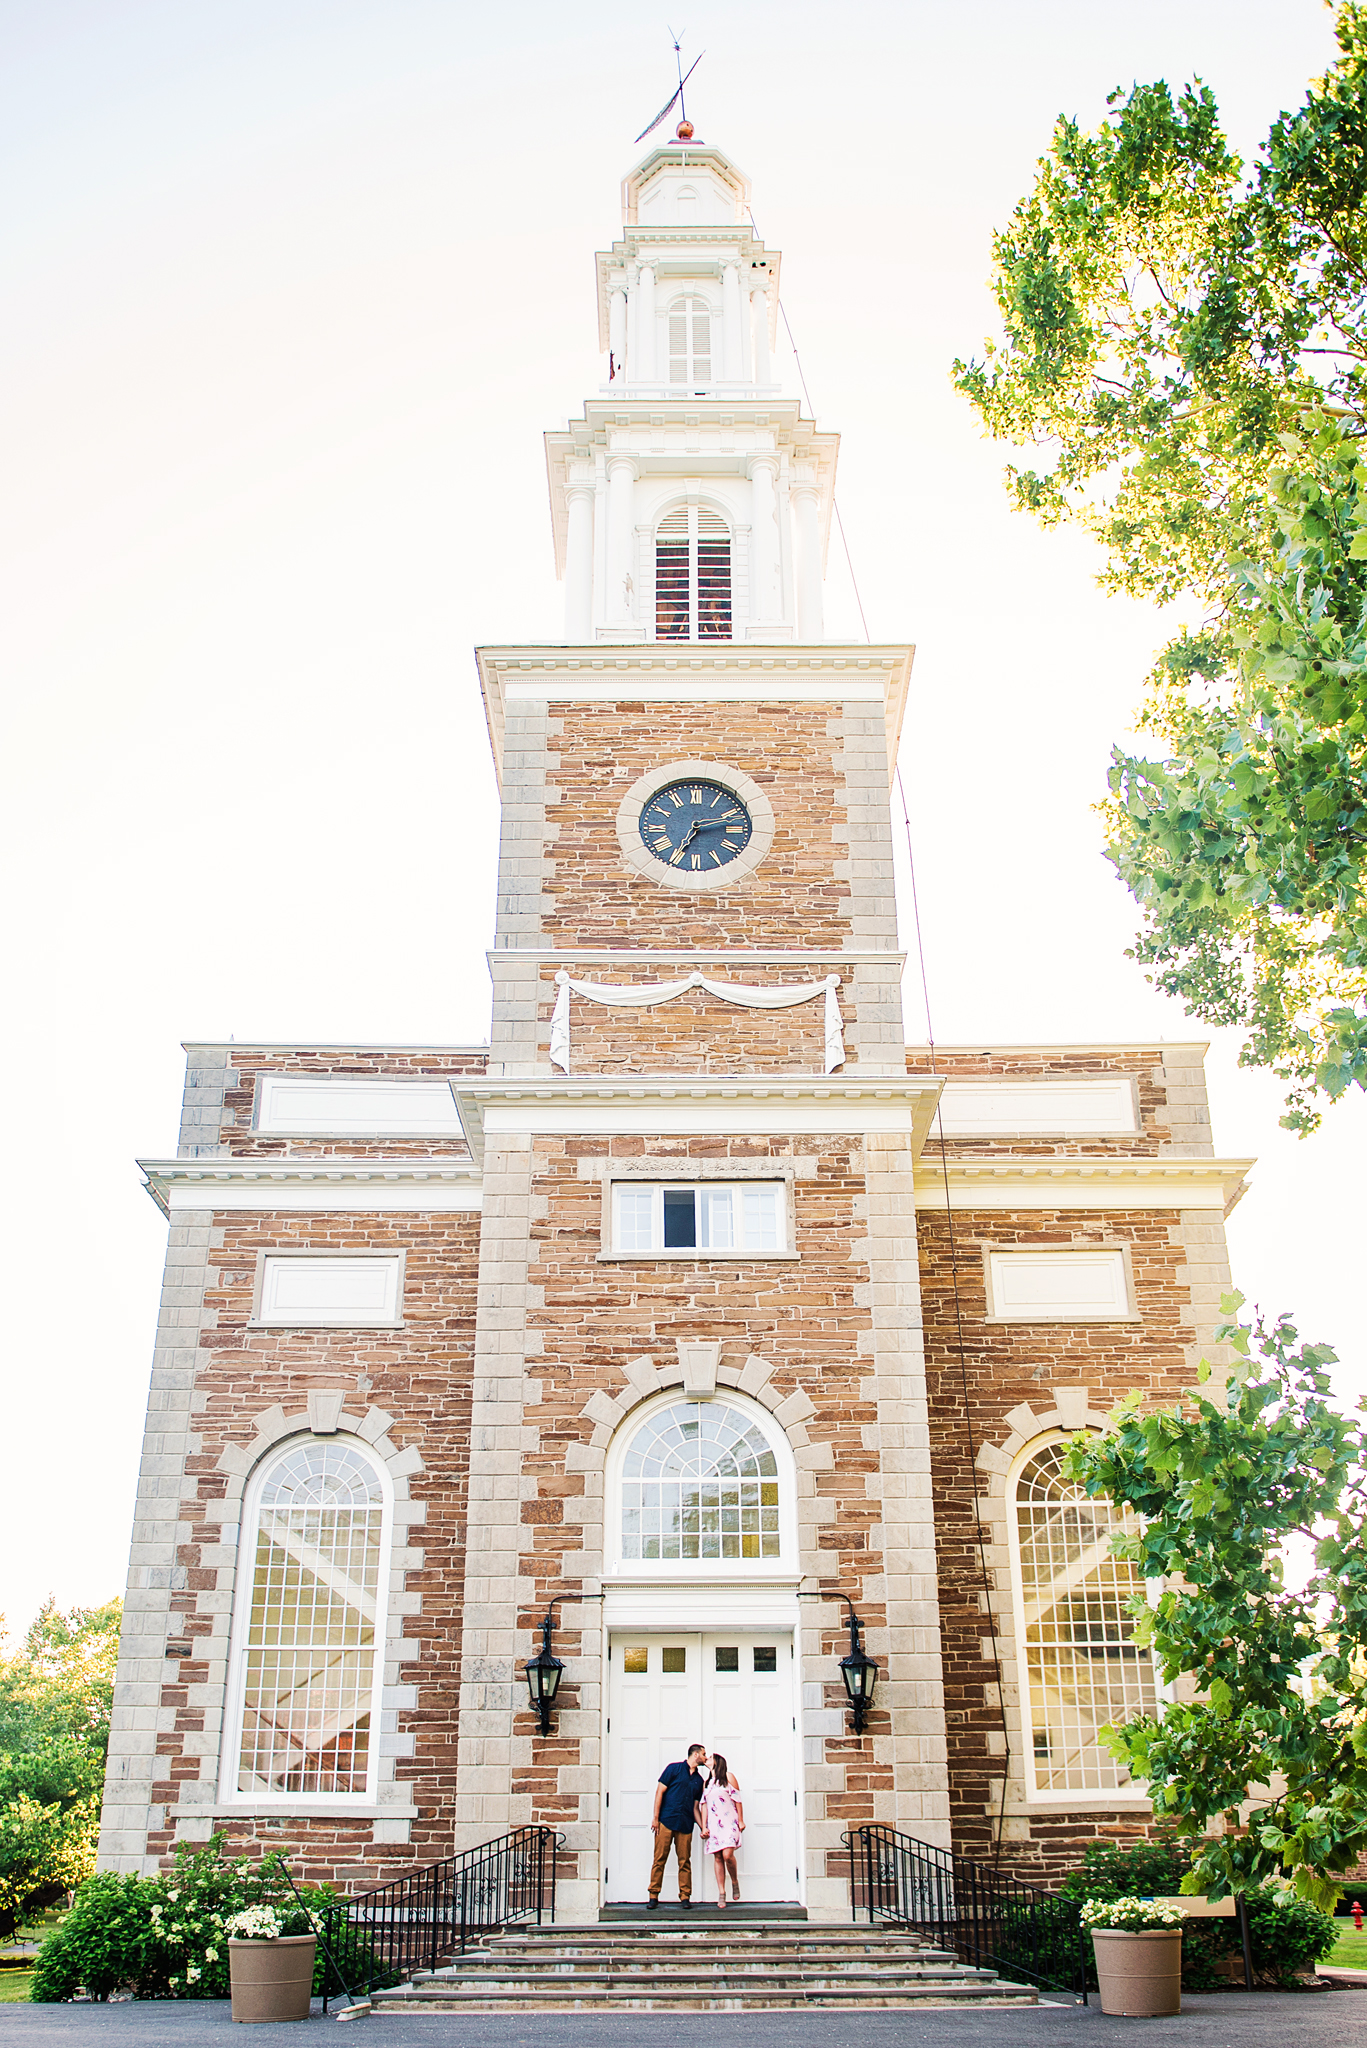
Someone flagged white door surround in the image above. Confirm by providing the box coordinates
[604,1629,800,1905]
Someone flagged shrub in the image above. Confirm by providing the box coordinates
[1245,1889,1339,1987]
[28,1835,334,2002]
[29,1873,159,2003]
[1057,1840,1340,1990]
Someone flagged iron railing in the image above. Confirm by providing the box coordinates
[319,1825,563,2008]
[844,1824,1088,2002]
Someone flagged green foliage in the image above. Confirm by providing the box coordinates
[0,1600,121,1941]
[1062,1292,1367,1912]
[1058,1836,1191,1901]
[1057,1837,1338,1985]
[28,1834,334,2003]
[1245,1886,1339,1984]
[953,7,1367,1129]
[29,1873,161,2004]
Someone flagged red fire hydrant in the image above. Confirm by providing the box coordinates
[1354,1900,1363,1932]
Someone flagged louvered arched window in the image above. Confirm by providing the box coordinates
[655,507,732,641]
[1012,1438,1157,1798]
[667,294,712,389]
[226,1438,389,1800]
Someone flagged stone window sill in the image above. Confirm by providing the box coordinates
[597,1249,800,1262]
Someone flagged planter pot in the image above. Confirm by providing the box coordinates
[1090,1928,1183,2017]
[228,1935,317,2023]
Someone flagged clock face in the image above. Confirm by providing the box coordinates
[639,778,754,874]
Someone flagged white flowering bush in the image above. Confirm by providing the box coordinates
[31,1834,330,2001]
[1081,1896,1187,1933]
[223,1904,286,1942]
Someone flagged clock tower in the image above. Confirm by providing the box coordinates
[460,135,947,1921]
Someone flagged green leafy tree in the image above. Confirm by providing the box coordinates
[0,1599,121,1939]
[953,6,1367,1130]
[1063,1294,1367,1909]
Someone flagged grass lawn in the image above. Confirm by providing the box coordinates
[0,1971,34,2003]
[1329,1925,1367,1970]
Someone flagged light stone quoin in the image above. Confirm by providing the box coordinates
[102,131,1252,1909]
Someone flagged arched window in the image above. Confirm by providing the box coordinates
[226,1438,388,1801]
[655,506,732,640]
[620,1398,782,1563]
[1012,1438,1157,1798]
[667,293,712,387]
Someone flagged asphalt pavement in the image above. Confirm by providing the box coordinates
[1,1993,1365,2048]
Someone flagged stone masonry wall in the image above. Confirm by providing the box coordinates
[107,1206,480,1887]
[920,1198,1214,1882]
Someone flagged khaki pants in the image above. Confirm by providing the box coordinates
[648,1825,693,1901]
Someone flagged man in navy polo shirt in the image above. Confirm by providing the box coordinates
[647,1743,707,1907]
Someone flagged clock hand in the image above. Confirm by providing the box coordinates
[678,821,699,852]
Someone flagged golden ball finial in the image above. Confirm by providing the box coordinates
[675,119,694,141]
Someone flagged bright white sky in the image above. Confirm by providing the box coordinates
[2,0,1361,1641]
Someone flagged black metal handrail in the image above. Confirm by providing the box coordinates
[843,1823,1087,2002]
[319,1824,564,2008]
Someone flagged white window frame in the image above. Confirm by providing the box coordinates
[219,1433,393,1812]
[600,1176,795,1260]
[1006,1430,1156,1808]
[604,1388,799,1581]
[250,1251,405,1328]
[982,1246,1138,1323]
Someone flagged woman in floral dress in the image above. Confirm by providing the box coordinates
[698,1753,745,1907]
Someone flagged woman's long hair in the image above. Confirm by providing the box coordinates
[709,1753,729,1788]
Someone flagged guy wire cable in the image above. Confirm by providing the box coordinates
[750,222,1013,1858]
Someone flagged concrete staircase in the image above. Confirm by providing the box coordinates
[372,1918,1040,2011]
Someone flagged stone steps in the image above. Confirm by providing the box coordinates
[369,1918,1038,2012]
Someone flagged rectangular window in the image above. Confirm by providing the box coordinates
[611,1182,784,1255]
[255,1254,403,1327]
[753,1646,777,1673]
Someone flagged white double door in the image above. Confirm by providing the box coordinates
[604,1630,799,1903]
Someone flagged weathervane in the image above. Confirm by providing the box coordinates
[633,29,705,145]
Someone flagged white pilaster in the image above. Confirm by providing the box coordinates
[751,286,771,387]
[606,457,637,627]
[792,483,825,641]
[563,484,594,641]
[608,288,627,382]
[635,263,656,385]
[748,454,782,631]
[722,260,743,382]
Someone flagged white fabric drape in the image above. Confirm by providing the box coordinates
[549,969,844,1074]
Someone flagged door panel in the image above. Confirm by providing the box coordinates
[604,1631,797,1903]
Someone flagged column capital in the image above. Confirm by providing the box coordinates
[606,454,638,482]
[746,451,781,482]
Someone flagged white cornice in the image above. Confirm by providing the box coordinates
[451,1074,944,1167]
[488,948,906,966]
[914,1157,1254,1215]
[906,1040,1211,1057]
[138,1157,482,1217]
[476,642,914,788]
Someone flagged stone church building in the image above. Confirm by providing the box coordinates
[98,138,1249,1920]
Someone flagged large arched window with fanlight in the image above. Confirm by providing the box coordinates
[223,1438,390,1803]
[1010,1436,1157,1800]
[608,1393,796,1576]
[655,506,732,641]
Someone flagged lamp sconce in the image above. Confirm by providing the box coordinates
[524,1599,566,1736]
[838,1598,879,1735]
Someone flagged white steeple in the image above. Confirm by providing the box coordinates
[545,139,839,645]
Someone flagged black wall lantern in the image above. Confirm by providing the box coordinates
[838,1599,878,1734]
[524,1600,565,1735]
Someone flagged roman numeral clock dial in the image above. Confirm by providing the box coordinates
[639,779,754,872]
